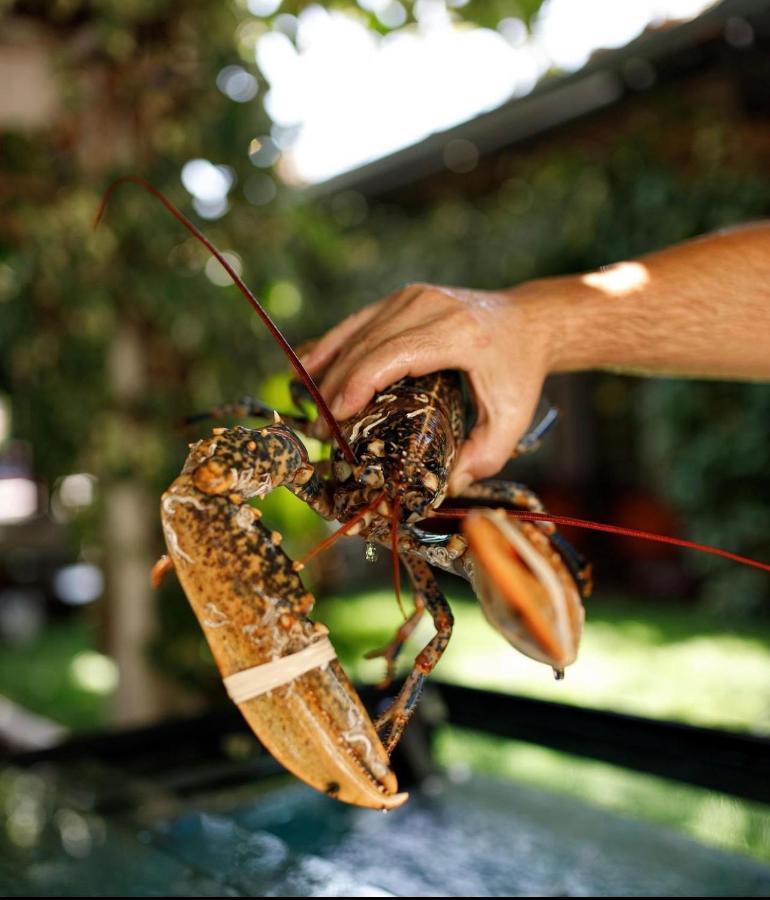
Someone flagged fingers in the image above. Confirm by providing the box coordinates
[449,419,518,495]
[297,282,550,491]
[301,302,383,374]
[324,324,454,418]
[317,293,477,416]
[302,283,432,388]
[320,296,479,419]
[449,384,541,494]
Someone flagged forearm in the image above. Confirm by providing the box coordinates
[520,222,770,380]
[303,222,770,485]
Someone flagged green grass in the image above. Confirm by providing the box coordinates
[0,618,110,732]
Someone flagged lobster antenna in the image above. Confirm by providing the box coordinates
[390,497,407,620]
[297,491,386,568]
[94,176,357,466]
[430,507,770,574]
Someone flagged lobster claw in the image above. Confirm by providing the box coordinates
[462,509,584,670]
[234,651,408,810]
[160,472,407,810]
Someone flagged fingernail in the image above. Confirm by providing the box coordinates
[330,397,345,419]
[450,473,472,497]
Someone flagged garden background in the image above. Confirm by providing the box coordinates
[1,0,769,860]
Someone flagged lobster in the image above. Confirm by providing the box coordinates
[97,178,769,811]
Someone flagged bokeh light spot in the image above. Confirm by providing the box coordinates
[443,138,479,174]
[377,1,407,29]
[70,651,119,695]
[244,174,277,206]
[205,251,243,287]
[57,473,97,509]
[54,564,104,606]
[181,159,233,202]
[248,136,280,167]
[248,0,282,16]
[0,478,37,524]
[266,280,302,318]
[216,65,259,102]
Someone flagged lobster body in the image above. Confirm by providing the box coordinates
[335,370,465,519]
[329,370,464,531]
[98,177,588,809]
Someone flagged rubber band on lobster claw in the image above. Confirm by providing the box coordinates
[462,509,585,672]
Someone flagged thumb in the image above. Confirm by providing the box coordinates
[449,411,528,496]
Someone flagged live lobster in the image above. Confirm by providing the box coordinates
[96,178,769,810]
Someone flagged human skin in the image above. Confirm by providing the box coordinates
[301,222,770,496]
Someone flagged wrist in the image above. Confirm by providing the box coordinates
[508,267,653,374]
[506,275,601,374]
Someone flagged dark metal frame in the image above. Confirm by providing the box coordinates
[7,683,770,809]
[435,684,770,805]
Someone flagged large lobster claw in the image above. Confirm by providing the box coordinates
[462,509,585,670]
[159,432,407,810]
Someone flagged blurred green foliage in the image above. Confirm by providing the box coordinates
[0,619,110,731]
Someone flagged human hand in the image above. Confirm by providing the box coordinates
[301,282,557,495]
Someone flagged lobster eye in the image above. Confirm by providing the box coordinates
[360,465,385,488]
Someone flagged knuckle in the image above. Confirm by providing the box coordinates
[386,332,428,361]
[341,309,365,329]
[447,305,477,332]
[422,286,450,305]
[402,280,430,294]
[401,282,443,308]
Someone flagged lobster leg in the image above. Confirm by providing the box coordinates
[458,479,555,534]
[375,556,453,754]
[184,395,315,435]
[150,554,175,588]
[365,592,426,689]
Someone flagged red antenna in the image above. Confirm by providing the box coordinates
[390,496,407,619]
[94,176,357,466]
[430,507,770,574]
[296,491,386,568]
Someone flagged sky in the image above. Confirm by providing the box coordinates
[255,0,718,183]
